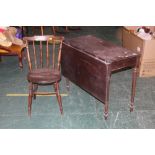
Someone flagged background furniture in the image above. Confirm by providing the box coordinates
[31,26,67,35]
[61,35,140,119]
[23,35,64,116]
[122,26,155,77]
[0,44,25,68]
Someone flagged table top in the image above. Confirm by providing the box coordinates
[64,35,140,63]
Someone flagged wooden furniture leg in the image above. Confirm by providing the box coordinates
[104,67,111,120]
[130,67,138,112]
[0,44,25,69]
[54,83,63,114]
[28,82,33,117]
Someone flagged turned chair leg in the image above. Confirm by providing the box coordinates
[54,83,63,115]
[33,84,38,100]
[28,82,33,117]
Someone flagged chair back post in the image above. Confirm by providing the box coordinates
[57,37,63,70]
[25,40,32,70]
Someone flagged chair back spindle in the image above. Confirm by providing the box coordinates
[24,35,64,71]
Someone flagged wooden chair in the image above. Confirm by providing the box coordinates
[23,35,64,116]
[0,44,25,68]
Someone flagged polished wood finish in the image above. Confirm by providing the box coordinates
[0,44,25,68]
[23,35,64,116]
[61,35,140,119]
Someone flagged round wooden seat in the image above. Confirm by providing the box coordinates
[27,68,61,84]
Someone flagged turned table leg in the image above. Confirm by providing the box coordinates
[130,67,138,112]
[104,67,111,120]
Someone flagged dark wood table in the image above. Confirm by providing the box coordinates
[61,35,140,119]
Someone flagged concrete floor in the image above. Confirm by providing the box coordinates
[0,26,155,128]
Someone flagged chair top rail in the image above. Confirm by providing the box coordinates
[23,35,64,42]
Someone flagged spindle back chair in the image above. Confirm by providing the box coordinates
[23,35,64,116]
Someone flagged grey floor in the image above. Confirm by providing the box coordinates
[0,26,155,129]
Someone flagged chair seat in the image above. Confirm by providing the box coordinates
[0,49,9,54]
[27,68,61,84]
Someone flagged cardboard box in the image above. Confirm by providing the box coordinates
[122,26,155,77]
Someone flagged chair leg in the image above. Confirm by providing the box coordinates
[33,84,38,100]
[54,83,63,115]
[28,82,33,116]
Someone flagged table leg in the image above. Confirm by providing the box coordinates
[104,68,111,120]
[130,67,138,112]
